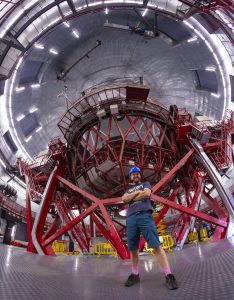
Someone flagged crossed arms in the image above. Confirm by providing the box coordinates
[122,188,151,203]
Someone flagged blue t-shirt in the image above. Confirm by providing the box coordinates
[126,181,153,217]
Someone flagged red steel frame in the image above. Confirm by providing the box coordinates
[19,84,234,258]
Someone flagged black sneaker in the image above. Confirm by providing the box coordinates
[124,273,140,287]
[165,274,178,290]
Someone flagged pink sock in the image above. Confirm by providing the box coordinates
[163,266,171,276]
[132,265,139,275]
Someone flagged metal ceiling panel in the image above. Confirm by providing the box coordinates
[0,80,5,95]
[19,112,40,137]
[165,0,179,14]
[158,16,191,41]
[19,60,43,85]
[0,47,21,76]
[59,1,73,16]
[3,130,18,153]
[230,75,234,103]
[195,70,218,93]
[73,0,87,10]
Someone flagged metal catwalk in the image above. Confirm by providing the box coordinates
[0,238,234,300]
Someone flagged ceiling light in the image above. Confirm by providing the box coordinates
[25,136,32,142]
[63,21,70,28]
[183,20,194,30]
[104,0,121,3]
[125,0,142,3]
[119,209,127,217]
[105,8,108,14]
[194,28,205,41]
[205,40,214,53]
[213,52,220,66]
[49,49,58,55]
[16,114,25,122]
[15,87,25,92]
[142,8,148,17]
[29,107,38,113]
[36,126,42,133]
[31,83,40,88]
[211,93,220,98]
[72,30,79,38]
[147,3,156,7]
[205,67,216,72]
[35,44,44,49]
[88,1,103,6]
[187,37,197,42]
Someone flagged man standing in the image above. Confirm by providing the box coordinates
[122,166,178,289]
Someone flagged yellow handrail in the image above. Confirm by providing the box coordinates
[145,235,174,255]
[199,228,210,241]
[188,231,199,242]
[52,240,67,253]
[93,242,117,256]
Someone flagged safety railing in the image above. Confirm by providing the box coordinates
[145,235,174,255]
[18,159,43,202]
[157,220,168,236]
[58,83,172,141]
[187,231,199,243]
[93,242,117,257]
[55,196,89,253]
[0,191,34,219]
[52,240,67,253]
[0,190,52,227]
[199,228,210,242]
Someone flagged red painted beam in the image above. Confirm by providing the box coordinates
[156,206,170,225]
[25,187,34,252]
[35,168,58,245]
[152,149,194,193]
[98,203,129,257]
[56,175,98,203]
[151,194,227,228]
[41,203,98,248]
[42,216,62,241]
[91,213,129,259]
[203,192,228,218]
[155,184,180,225]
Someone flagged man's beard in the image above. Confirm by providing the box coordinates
[133,178,140,184]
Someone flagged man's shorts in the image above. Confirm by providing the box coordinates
[126,210,161,251]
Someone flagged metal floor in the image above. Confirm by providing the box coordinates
[0,238,234,300]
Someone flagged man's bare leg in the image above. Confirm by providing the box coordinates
[131,250,139,268]
[153,245,170,272]
[125,250,140,286]
[153,245,178,289]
